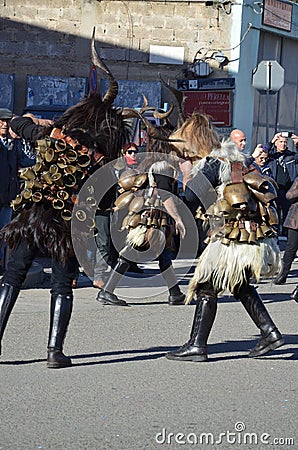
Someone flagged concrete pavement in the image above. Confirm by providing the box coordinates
[0,247,297,450]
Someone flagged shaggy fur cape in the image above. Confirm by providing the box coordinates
[186,141,281,303]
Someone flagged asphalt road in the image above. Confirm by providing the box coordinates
[0,256,297,450]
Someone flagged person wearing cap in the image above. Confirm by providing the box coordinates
[0,108,34,274]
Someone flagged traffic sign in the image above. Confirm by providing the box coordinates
[252,60,284,93]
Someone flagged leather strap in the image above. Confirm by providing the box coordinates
[231,162,244,183]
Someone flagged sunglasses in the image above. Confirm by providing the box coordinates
[127,149,138,154]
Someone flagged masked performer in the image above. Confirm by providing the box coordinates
[165,113,284,362]
[97,120,186,307]
[0,31,130,368]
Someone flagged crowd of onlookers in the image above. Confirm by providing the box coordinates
[1,107,298,300]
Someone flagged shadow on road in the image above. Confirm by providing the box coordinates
[1,335,296,367]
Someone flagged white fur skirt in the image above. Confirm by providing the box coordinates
[186,237,281,303]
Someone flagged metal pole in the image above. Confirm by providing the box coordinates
[266,91,269,143]
[265,62,272,143]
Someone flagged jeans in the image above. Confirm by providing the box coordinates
[94,212,111,282]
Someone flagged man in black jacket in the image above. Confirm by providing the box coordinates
[0,108,34,273]
[266,132,298,234]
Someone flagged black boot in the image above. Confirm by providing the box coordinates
[47,294,73,368]
[236,285,284,357]
[168,283,185,305]
[159,265,185,305]
[274,263,289,285]
[96,258,130,306]
[291,286,298,303]
[168,290,186,306]
[166,293,217,362]
[0,283,20,355]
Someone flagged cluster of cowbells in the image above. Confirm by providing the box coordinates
[114,172,168,230]
[12,129,91,223]
[202,169,279,245]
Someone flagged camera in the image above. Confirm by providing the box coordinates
[281,131,292,138]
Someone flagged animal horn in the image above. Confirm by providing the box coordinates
[139,94,155,114]
[142,93,148,108]
[91,27,118,105]
[75,169,86,181]
[122,108,178,142]
[45,148,56,163]
[153,103,174,121]
[64,165,77,175]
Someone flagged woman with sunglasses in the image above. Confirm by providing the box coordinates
[122,142,140,169]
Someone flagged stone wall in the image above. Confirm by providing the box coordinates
[0,0,232,112]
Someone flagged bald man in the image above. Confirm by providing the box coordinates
[230,129,246,152]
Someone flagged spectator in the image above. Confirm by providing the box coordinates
[230,129,246,152]
[0,108,35,274]
[92,143,144,290]
[119,142,144,273]
[251,145,273,177]
[274,176,298,286]
[92,153,120,289]
[292,133,298,149]
[230,129,258,167]
[122,142,140,169]
[266,132,298,235]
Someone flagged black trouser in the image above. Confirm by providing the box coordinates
[283,228,298,273]
[276,189,290,236]
[4,239,78,295]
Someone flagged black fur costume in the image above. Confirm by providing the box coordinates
[2,95,130,263]
[0,29,132,368]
